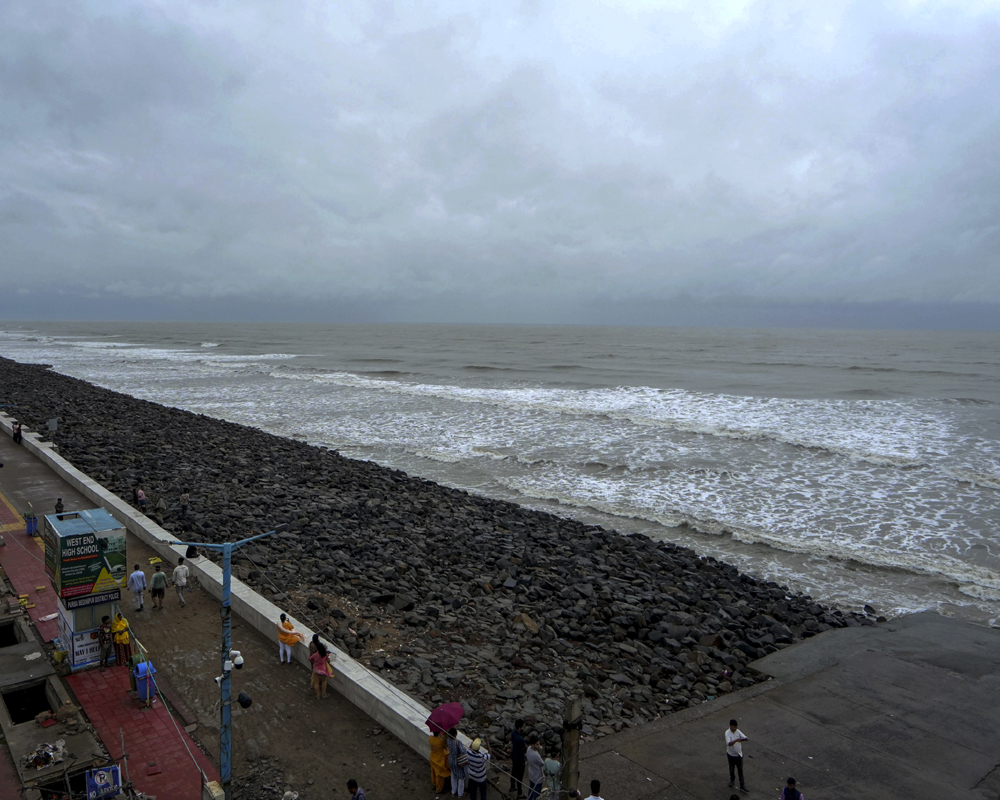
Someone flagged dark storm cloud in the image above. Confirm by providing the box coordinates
[1,1,998,326]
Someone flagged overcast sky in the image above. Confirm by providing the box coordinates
[1,0,999,327]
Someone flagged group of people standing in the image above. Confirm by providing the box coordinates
[96,612,133,671]
[430,718,582,800]
[429,728,492,800]
[276,613,335,699]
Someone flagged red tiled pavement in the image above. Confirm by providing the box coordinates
[67,667,219,799]
[0,489,59,640]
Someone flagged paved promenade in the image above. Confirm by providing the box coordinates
[0,433,220,799]
[580,611,1000,799]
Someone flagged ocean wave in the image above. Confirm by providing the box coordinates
[272,369,965,471]
[498,476,1000,595]
[941,468,1000,490]
[200,342,220,347]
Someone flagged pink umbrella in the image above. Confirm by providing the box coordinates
[426,702,465,733]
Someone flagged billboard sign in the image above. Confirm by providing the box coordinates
[43,512,127,599]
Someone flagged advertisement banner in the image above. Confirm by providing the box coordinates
[57,530,127,598]
[73,628,102,667]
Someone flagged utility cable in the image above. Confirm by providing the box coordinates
[231,543,561,795]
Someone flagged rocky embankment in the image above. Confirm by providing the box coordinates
[0,357,874,752]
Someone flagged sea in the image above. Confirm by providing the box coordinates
[2,321,998,626]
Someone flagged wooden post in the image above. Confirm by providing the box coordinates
[560,697,582,797]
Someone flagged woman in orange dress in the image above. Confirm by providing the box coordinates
[277,613,304,664]
[429,730,451,793]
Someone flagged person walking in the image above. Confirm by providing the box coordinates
[112,612,132,666]
[54,498,64,514]
[429,729,451,793]
[277,613,304,663]
[127,564,147,611]
[136,486,147,514]
[464,738,491,800]
[447,726,468,797]
[525,735,545,800]
[509,718,527,799]
[309,640,332,699]
[779,777,804,799]
[726,718,749,792]
[179,488,190,518]
[149,564,167,610]
[97,615,113,671]
[346,779,367,800]
[172,557,190,607]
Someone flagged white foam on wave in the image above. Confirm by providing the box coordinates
[496,466,1000,593]
[273,368,1000,481]
[201,342,220,347]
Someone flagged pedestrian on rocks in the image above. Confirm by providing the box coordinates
[726,719,749,792]
[97,615,113,671]
[277,613,304,663]
[509,718,527,799]
[112,612,132,666]
[429,729,451,793]
[464,737,491,800]
[584,779,605,800]
[136,486,147,514]
[779,777,803,800]
[127,564,147,611]
[525,735,544,800]
[149,564,167,610]
[447,726,467,797]
[54,498,64,514]
[543,746,561,797]
[172,557,189,607]
[179,488,190,518]
[309,640,332,698]
[346,779,366,800]
[12,421,22,445]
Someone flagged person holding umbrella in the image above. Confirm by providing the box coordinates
[429,729,451,793]
[427,703,464,794]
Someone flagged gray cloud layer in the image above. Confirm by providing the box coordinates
[1,1,999,325]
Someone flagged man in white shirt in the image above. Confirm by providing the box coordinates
[726,718,748,792]
[584,778,605,800]
[172,557,190,607]
[127,564,147,611]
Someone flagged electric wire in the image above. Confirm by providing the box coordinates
[231,542,573,796]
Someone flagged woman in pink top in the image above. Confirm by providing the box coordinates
[308,640,332,698]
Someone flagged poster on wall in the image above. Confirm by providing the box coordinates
[72,628,102,667]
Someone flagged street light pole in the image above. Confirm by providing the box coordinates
[169,523,287,800]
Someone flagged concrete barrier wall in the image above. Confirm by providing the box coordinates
[0,414,435,758]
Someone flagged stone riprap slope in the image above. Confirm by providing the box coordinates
[0,357,871,750]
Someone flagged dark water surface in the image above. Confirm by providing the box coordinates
[3,321,999,624]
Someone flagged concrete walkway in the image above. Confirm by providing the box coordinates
[579,612,1000,799]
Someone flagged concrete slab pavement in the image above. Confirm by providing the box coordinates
[579,613,1000,800]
